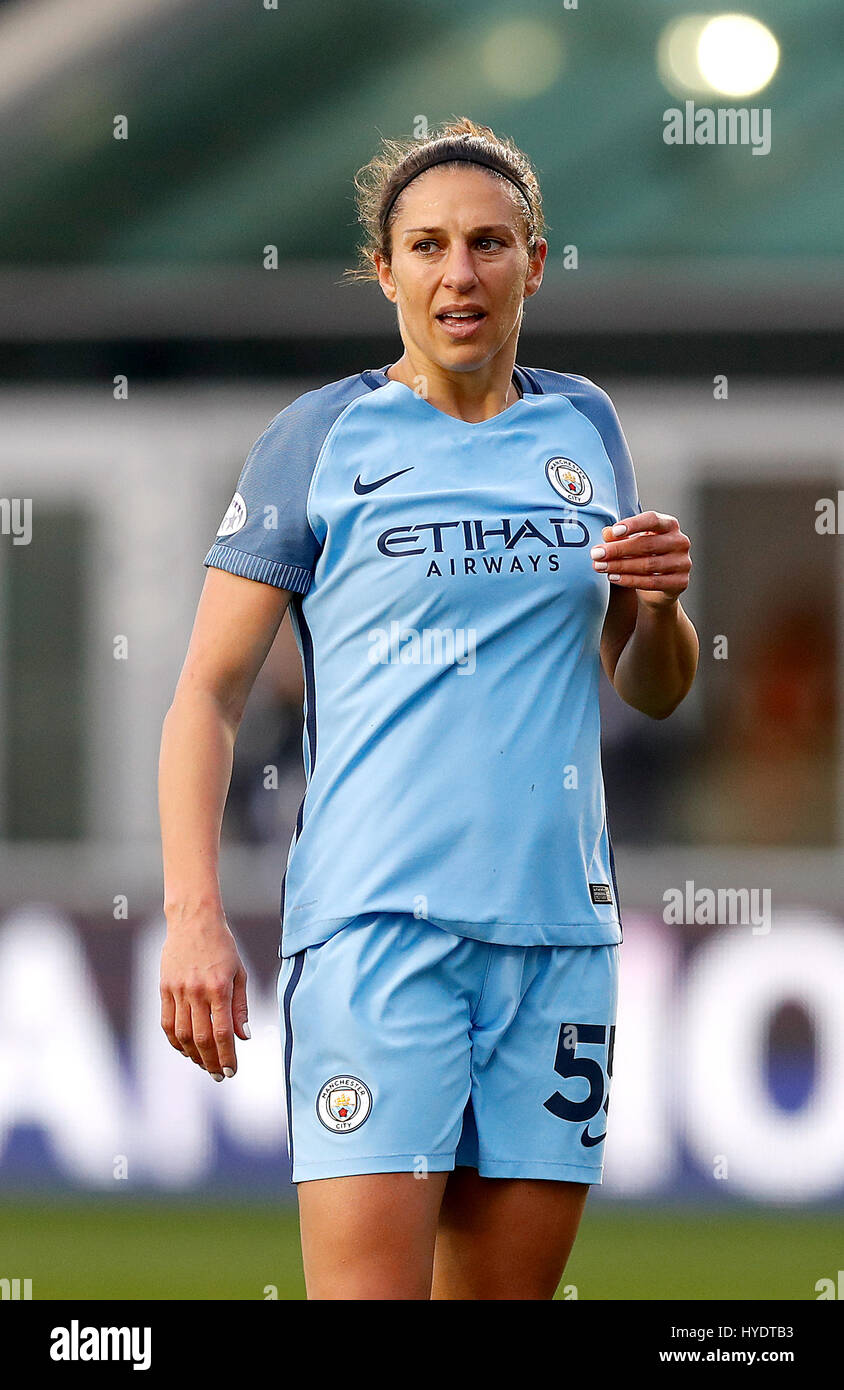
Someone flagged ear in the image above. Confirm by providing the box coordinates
[524,237,547,300]
[374,252,398,306]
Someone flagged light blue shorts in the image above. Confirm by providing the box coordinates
[278,913,618,1184]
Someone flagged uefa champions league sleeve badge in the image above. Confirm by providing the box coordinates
[216,491,248,537]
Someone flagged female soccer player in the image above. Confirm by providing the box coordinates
[158,117,697,1300]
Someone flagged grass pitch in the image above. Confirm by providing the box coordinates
[0,1197,838,1300]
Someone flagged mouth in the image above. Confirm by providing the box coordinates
[435,309,487,339]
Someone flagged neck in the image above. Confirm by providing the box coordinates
[385,353,520,422]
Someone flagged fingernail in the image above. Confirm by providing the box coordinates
[223,1067,235,1078]
[211,1072,224,1082]
[242,1022,251,1039]
[612,524,627,536]
[590,546,605,559]
[593,561,607,571]
[608,574,622,582]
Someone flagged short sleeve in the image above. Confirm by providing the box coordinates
[204,375,376,593]
[553,374,643,521]
[203,401,323,594]
[590,385,642,521]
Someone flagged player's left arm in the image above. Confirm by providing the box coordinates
[597,510,699,720]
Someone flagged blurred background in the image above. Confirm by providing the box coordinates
[0,0,842,1299]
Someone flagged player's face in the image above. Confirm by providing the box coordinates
[376,166,546,376]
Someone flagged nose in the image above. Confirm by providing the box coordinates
[441,241,478,291]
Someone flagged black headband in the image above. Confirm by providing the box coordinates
[379,151,532,235]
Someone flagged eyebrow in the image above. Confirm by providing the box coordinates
[400,224,514,239]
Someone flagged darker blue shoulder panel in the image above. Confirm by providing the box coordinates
[204,372,377,593]
[523,367,642,518]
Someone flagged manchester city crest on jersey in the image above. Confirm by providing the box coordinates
[216,490,247,536]
[545,457,593,506]
[317,1076,372,1133]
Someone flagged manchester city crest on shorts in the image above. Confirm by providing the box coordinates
[216,490,247,536]
[317,1076,372,1133]
[545,457,593,506]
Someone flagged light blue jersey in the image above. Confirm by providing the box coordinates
[205,364,642,956]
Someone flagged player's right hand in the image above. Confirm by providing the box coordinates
[159,915,250,1080]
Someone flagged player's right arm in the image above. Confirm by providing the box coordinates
[158,566,293,1080]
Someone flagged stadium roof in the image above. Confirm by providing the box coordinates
[0,0,841,338]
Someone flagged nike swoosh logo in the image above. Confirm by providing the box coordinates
[353,467,414,495]
[580,1127,606,1148]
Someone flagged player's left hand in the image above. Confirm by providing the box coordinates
[591,510,691,607]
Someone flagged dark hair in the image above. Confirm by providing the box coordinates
[344,115,545,284]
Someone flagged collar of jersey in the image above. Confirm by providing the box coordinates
[363,363,537,427]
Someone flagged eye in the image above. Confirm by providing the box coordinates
[413,239,438,254]
[476,237,504,251]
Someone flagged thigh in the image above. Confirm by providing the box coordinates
[432,1168,589,1300]
[298,1170,449,1300]
[437,943,618,1298]
[280,915,483,1299]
